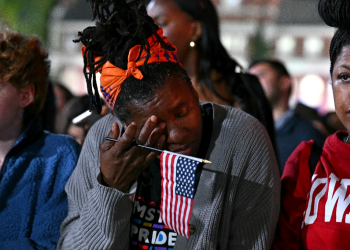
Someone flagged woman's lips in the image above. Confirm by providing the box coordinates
[171,143,194,156]
[176,147,193,156]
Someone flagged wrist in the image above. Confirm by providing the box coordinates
[100,173,130,193]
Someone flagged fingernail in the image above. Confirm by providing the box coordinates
[151,116,157,123]
[160,122,166,129]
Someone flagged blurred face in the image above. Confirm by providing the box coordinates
[67,124,86,145]
[248,62,282,106]
[331,45,350,134]
[147,0,196,63]
[0,78,23,135]
[53,85,68,113]
[126,72,203,157]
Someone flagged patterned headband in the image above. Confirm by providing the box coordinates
[81,28,182,109]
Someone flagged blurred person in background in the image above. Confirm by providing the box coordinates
[273,0,350,247]
[53,81,74,133]
[146,0,276,149]
[53,82,73,115]
[248,59,326,174]
[0,22,80,249]
[294,101,331,136]
[59,95,109,145]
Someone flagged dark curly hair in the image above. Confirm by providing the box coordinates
[115,62,188,122]
[318,0,350,75]
[0,21,50,116]
[75,0,186,121]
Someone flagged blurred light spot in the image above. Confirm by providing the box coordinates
[276,36,296,56]
[222,0,242,7]
[304,37,324,57]
[298,74,325,108]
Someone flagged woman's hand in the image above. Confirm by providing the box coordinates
[100,116,166,192]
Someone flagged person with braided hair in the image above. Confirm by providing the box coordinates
[273,0,350,249]
[0,23,81,248]
[58,0,280,249]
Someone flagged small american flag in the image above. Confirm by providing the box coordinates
[160,151,200,238]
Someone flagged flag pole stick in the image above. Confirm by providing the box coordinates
[104,137,212,164]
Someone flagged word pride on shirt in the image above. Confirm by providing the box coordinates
[131,197,177,249]
[302,173,350,227]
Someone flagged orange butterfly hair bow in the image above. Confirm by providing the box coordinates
[81,28,181,109]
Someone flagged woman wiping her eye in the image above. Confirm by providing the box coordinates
[146,0,277,150]
[57,0,280,249]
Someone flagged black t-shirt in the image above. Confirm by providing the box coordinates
[130,104,213,249]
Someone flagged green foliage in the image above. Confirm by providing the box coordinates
[0,0,56,43]
[250,23,271,61]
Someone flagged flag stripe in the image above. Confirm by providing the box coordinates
[169,154,177,230]
[166,153,171,229]
[184,195,192,237]
[160,152,168,225]
[180,195,186,237]
[175,190,181,235]
[171,165,177,231]
[166,154,173,229]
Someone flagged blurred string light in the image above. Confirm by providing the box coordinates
[298,74,325,109]
[223,0,242,7]
[276,36,296,57]
[304,37,324,58]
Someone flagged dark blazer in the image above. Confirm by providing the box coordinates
[276,112,326,175]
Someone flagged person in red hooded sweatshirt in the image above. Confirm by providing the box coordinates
[273,0,350,249]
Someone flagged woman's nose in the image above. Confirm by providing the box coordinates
[166,125,186,145]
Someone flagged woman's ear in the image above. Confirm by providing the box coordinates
[19,84,35,108]
[191,21,202,43]
[280,75,292,93]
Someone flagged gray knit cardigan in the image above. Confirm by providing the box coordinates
[58,102,280,250]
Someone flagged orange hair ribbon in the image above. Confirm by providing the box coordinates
[81,28,181,108]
